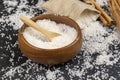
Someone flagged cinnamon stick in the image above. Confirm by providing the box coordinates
[113,0,120,15]
[83,0,109,26]
[117,0,120,7]
[90,0,113,26]
[99,15,108,26]
[108,0,120,31]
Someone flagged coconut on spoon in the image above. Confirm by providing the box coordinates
[20,16,61,41]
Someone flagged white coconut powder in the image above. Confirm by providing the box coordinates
[1,0,120,80]
[23,19,77,49]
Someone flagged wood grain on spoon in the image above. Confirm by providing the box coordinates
[20,16,61,41]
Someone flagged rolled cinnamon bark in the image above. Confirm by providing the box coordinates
[90,0,113,26]
[108,0,120,31]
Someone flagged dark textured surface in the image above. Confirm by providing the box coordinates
[0,0,120,80]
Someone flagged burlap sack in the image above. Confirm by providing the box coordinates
[42,0,100,20]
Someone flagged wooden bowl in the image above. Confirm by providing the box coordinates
[18,14,82,65]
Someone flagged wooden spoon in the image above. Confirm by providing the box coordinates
[20,16,61,41]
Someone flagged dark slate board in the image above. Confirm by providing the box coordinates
[0,0,120,80]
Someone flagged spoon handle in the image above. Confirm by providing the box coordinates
[20,16,60,40]
[20,16,49,35]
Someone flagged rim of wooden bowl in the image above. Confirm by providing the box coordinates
[19,14,82,51]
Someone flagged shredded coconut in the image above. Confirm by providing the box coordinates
[0,0,120,80]
[23,19,77,49]
[0,0,44,30]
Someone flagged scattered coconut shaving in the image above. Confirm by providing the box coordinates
[0,0,120,80]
